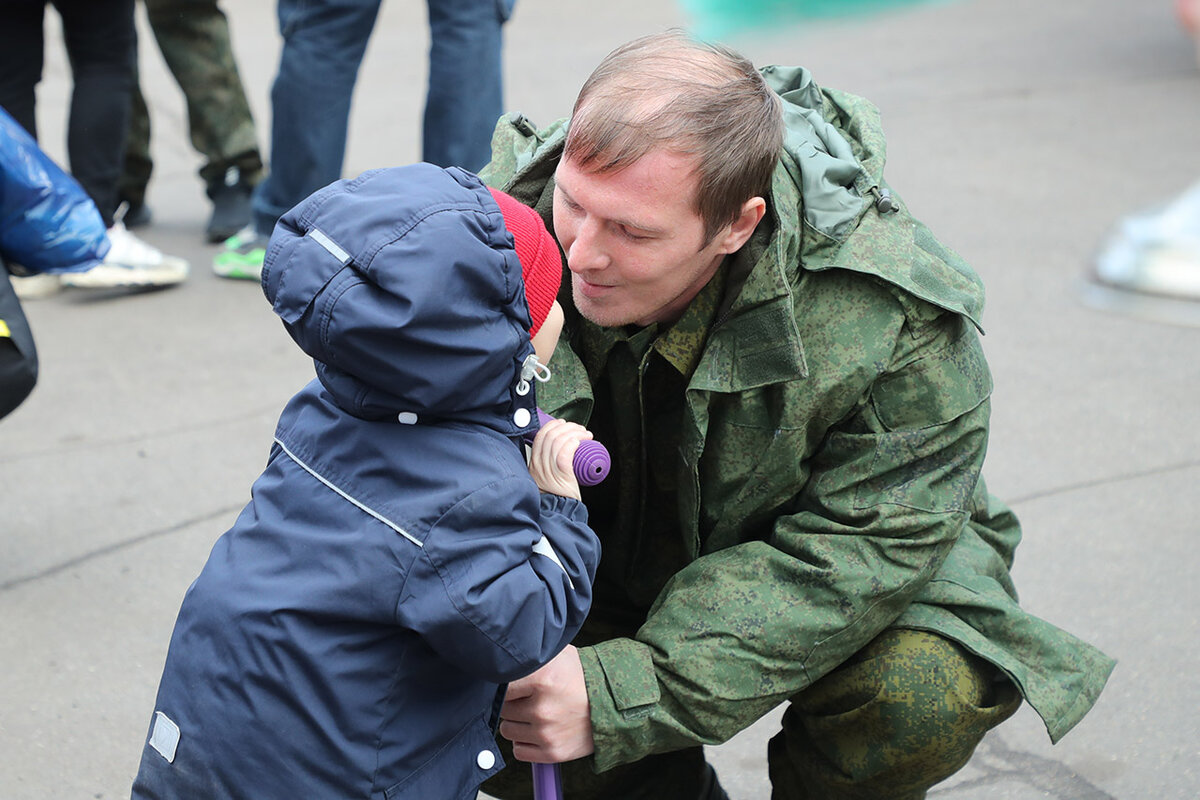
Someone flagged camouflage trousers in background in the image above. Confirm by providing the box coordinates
[119,0,263,206]
[482,629,1021,800]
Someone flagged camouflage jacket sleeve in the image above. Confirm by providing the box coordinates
[578,295,993,772]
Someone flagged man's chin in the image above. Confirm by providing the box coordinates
[572,287,632,328]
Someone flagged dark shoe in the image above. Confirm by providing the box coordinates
[206,166,253,243]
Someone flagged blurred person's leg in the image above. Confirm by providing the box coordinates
[56,0,188,286]
[251,0,380,236]
[217,0,379,281]
[1092,181,1200,302]
[0,0,187,289]
[54,0,138,228]
[0,0,48,140]
[423,0,513,172]
[1085,3,1200,311]
[1181,0,1200,63]
[119,75,154,226]
[142,0,264,241]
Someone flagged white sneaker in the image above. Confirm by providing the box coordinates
[60,222,189,289]
[9,272,63,299]
[1093,182,1200,301]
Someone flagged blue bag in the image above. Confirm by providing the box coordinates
[0,106,109,274]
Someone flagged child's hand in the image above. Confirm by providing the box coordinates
[528,418,593,501]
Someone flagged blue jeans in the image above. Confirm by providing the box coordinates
[424,0,514,171]
[252,0,513,237]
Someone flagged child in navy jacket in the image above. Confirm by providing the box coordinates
[131,164,600,800]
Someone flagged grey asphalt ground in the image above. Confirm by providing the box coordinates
[2,1,1198,798]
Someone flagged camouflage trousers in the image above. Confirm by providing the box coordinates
[119,0,263,205]
[482,629,1021,800]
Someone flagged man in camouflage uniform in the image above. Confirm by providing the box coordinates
[118,0,263,243]
[478,32,1114,799]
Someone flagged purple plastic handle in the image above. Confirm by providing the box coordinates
[531,762,563,800]
[527,409,611,487]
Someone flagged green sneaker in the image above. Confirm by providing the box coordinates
[213,226,267,281]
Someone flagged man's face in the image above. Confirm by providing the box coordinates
[552,149,733,328]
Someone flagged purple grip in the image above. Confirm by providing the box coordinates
[531,762,563,800]
[531,409,611,486]
[571,439,610,486]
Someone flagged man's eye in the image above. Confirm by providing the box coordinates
[620,226,649,241]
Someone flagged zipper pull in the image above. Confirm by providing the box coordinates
[871,186,896,213]
[516,353,552,396]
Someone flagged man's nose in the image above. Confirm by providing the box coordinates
[567,220,608,273]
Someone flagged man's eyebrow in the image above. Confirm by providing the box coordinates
[556,181,667,237]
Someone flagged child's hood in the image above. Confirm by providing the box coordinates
[261,163,542,436]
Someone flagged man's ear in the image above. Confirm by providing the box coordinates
[714,197,766,255]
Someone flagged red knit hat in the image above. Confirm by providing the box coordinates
[488,188,562,337]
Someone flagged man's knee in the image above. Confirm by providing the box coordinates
[768,629,1021,799]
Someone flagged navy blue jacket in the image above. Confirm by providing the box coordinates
[132,165,600,800]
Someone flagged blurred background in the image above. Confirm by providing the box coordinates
[2,1,1198,797]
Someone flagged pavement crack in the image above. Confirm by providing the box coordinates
[1007,458,1200,506]
[0,505,241,593]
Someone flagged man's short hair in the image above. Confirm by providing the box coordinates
[564,30,783,245]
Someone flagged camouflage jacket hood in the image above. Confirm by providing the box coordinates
[754,64,985,326]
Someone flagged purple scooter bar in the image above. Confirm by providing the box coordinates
[525,409,611,487]
[531,762,563,800]
[526,409,608,800]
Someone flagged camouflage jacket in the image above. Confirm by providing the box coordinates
[480,65,1114,772]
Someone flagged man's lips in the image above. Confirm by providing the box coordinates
[575,276,616,298]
